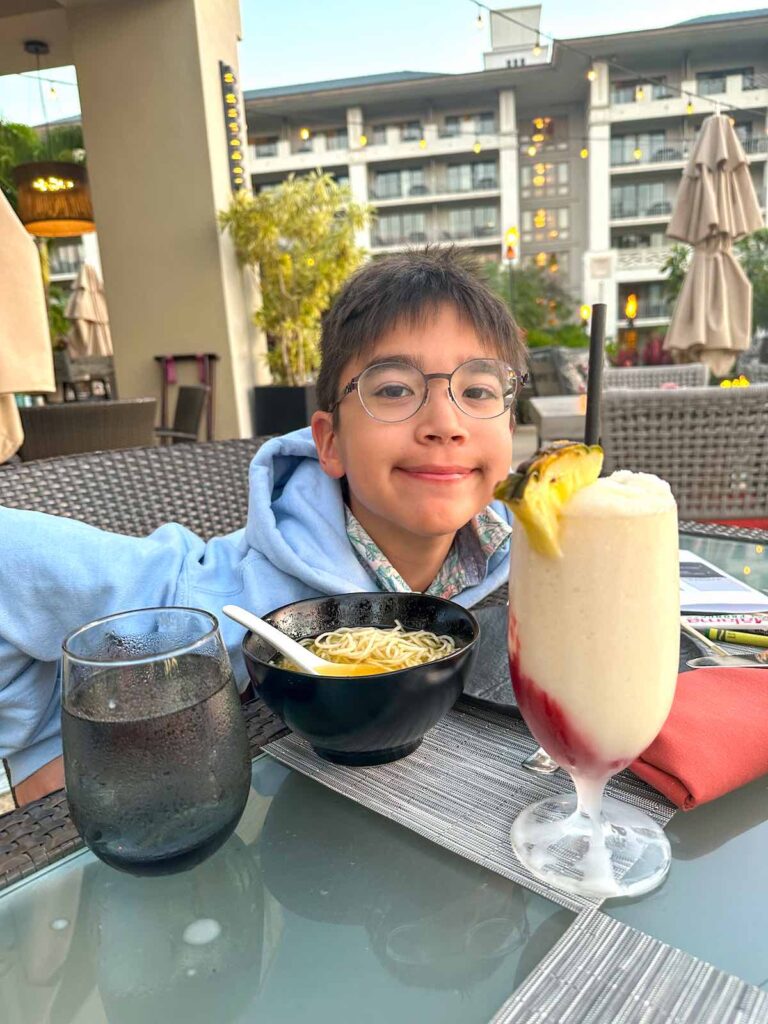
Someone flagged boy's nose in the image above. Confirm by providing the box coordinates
[414,381,470,442]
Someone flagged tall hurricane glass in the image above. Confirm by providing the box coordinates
[61,607,251,876]
[508,472,679,898]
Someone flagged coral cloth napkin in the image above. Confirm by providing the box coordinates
[0,190,55,461]
[631,667,768,810]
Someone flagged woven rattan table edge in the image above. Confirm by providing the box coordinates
[0,698,286,893]
[679,520,768,543]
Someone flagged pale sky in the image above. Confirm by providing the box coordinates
[0,0,765,124]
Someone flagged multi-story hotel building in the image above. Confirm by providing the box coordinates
[245,6,768,341]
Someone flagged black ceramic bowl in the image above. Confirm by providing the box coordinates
[242,592,480,766]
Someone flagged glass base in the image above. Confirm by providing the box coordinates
[511,792,671,900]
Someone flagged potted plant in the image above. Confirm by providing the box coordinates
[219,171,371,434]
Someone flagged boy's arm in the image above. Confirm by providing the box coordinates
[0,507,207,801]
[13,756,64,806]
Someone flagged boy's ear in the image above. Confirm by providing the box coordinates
[311,411,345,479]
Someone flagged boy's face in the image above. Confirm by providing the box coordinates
[312,303,514,547]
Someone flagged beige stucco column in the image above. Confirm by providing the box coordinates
[65,0,259,437]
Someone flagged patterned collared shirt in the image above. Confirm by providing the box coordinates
[344,505,511,600]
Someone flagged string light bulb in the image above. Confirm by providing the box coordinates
[472,140,482,154]
[418,137,427,149]
[359,134,368,147]
[633,147,642,161]
[635,85,645,101]
[299,127,310,141]
[527,144,537,157]
[686,100,694,115]
[532,32,542,57]
[580,147,589,159]
[475,4,484,29]
[586,66,597,82]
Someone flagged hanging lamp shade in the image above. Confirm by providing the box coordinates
[12,160,95,237]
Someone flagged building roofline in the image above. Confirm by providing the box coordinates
[559,6,768,51]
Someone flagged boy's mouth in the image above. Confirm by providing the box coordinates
[396,465,477,483]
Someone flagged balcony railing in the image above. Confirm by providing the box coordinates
[253,141,278,158]
[616,248,673,272]
[743,136,768,155]
[371,226,500,247]
[611,200,672,220]
[50,247,84,276]
[611,145,685,167]
[622,301,670,319]
[372,179,499,201]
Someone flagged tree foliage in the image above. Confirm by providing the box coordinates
[0,120,85,209]
[482,261,587,347]
[219,172,372,385]
[662,231,768,332]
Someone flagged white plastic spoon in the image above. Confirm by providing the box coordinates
[222,604,382,677]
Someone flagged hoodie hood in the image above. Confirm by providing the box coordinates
[243,427,512,607]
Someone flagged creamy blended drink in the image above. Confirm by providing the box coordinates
[509,471,679,781]
[496,444,680,899]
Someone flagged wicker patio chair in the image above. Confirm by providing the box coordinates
[603,364,708,390]
[0,436,263,538]
[17,398,158,462]
[601,384,768,520]
[0,437,288,887]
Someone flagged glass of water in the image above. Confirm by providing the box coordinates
[61,607,251,876]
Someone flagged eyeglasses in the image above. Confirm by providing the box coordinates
[330,358,529,423]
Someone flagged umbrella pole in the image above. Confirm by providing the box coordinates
[585,303,606,447]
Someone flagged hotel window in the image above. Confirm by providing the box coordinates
[374,170,401,199]
[447,207,473,239]
[442,115,461,137]
[253,136,278,158]
[520,161,569,198]
[610,80,638,104]
[402,211,427,241]
[472,204,499,236]
[611,132,666,165]
[326,129,349,151]
[401,120,423,142]
[610,182,667,219]
[475,111,496,135]
[529,251,569,275]
[402,166,427,195]
[521,206,569,243]
[372,124,388,146]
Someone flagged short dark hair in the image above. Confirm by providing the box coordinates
[316,247,527,413]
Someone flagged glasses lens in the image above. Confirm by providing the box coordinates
[452,359,517,418]
[357,363,426,422]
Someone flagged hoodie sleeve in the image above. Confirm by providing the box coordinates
[0,506,206,786]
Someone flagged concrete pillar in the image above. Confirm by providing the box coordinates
[498,89,519,261]
[66,0,259,437]
[584,61,617,337]
[346,105,371,249]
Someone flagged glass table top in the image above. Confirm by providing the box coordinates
[0,757,572,1024]
[680,531,768,596]
[2,528,766,1020]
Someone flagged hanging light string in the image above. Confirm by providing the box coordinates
[17,72,79,88]
[29,48,53,159]
[469,0,764,120]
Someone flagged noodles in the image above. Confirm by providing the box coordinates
[301,620,456,670]
[271,620,456,673]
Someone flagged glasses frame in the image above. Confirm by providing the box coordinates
[330,358,529,423]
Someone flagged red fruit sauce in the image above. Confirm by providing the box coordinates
[509,614,631,780]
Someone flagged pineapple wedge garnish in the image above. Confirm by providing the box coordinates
[494,441,603,558]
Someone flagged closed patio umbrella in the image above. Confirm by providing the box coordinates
[65,262,113,357]
[664,113,764,377]
[0,192,55,462]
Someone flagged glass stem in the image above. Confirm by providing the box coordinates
[573,773,608,827]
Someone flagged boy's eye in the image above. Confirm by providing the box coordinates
[462,384,501,402]
[372,382,416,400]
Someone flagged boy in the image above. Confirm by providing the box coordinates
[0,247,527,805]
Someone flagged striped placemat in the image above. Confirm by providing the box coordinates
[490,910,768,1023]
[265,703,676,914]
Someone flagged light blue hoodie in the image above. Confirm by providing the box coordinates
[0,428,512,786]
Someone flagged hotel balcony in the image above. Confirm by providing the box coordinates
[607,73,768,123]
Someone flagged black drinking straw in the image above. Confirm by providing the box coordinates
[584,303,606,447]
